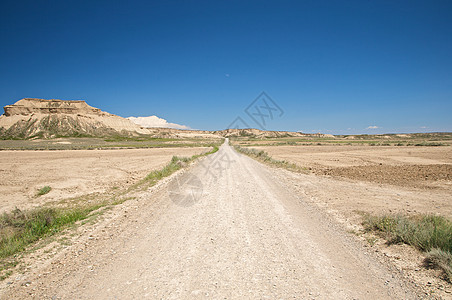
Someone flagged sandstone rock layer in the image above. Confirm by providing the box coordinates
[0,98,149,138]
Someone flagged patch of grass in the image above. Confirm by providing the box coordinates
[0,205,103,259]
[0,136,223,150]
[141,145,219,186]
[426,249,452,282]
[0,259,18,272]
[363,214,452,281]
[0,270,12,281]
[143,156,187,184]
[366,236,378,246]
[346,229,360,236]
[234,146,302,172]
[36,186,51,196]
[414,142,445,147]
[104,135,179,142]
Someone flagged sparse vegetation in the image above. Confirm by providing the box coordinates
[363,214,452,281]
[103,135,178,142]
[234,146,302,172]
[229,132,452,147]
[426,249,452,282]
[143,156,191,184]
[414,142,445,147]
[140,146,219,187]
[37,186,51,196]
[0,206,103,259]
[0,144,220,279]
[0,136,223,150]
[0,270,12,281]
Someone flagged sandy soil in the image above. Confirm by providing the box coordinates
[253,145,452,167]
[2,142,418,299]
[254,145,452,189]
[0,147,208,213]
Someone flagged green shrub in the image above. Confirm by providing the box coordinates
[364,214,452,281]
[0,206,99,258]
[37,186,51,196]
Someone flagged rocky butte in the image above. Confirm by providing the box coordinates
[0,98,149,138]
[3,98,102,116]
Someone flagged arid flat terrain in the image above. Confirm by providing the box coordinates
[1,140,451,298]
[232,144,452,297]
[248,144,452,222]
[0,147,208,213]
[254,145,452,189]
[253,145,452,168]
[2,142,418,299]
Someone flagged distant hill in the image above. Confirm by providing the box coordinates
[0,98,149,139]
[213,128,335,138]
[0,98,341,140]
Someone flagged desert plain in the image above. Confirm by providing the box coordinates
[1,133,452,299]
[0,147,209,213]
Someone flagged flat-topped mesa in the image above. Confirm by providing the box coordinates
[0,98,150,138]
[3,98,102,116]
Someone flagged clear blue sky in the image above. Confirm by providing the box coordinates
[1,0,451,134]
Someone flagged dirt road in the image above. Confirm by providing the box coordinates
[3,141,417,299]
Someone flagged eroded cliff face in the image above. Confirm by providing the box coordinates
[213,128,334,138]
[3,98,102,116]
[0,98,150,139]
